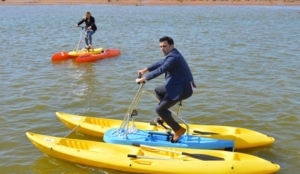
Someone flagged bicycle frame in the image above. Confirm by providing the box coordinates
[72,26,85,52]
[114,83,190,138]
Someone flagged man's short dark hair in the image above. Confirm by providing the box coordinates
[159,36,174,45]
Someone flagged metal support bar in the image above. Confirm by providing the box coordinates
[64,124,80,138]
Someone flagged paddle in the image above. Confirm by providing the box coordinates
[132,143,224,161]
[193,130,219,135]
[128,154,177,160]
[127,154,191,161]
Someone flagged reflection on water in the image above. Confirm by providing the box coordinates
[0,5,300,174]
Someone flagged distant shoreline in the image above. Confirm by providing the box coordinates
[1,0,300,6]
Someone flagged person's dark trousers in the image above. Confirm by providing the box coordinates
[154,83,192,132]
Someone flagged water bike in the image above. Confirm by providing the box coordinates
[57,79,275,149]
[100,79,236,150]
[76,48,121,63]
[51,26,120,62]
[26,132,280,174]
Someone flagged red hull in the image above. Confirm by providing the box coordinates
[51,51,76,61]
[76,49,121,63]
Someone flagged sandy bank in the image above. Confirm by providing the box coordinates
[1,0,300,6]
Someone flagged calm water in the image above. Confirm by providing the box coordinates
[0,4,300,174]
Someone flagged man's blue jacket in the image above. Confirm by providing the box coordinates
[145,48,196,100]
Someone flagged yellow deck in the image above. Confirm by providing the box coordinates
[68,47,104,57]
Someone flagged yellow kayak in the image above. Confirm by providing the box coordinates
[68,47,104,57]
[26,132,280,174]
[56,112,275,149]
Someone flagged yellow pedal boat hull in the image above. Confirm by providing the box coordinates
[56,112,275,149]
[26,132,280,174]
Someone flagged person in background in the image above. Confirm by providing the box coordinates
[76,10,97,49]
[136,36,196,143]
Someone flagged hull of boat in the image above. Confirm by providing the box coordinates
[26,132,280,174]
